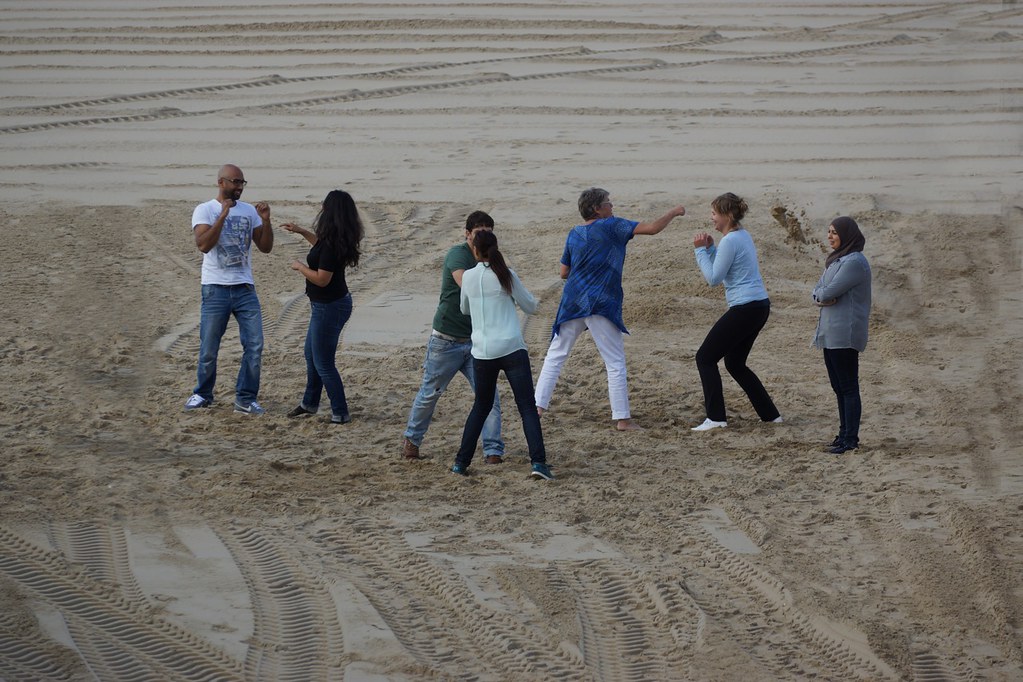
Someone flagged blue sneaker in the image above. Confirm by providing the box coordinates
[234,400,265,415]
[451,464,469,476]
[530,463,554,480]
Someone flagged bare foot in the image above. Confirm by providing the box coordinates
[616,419,643,431]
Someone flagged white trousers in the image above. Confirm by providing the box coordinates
[534,315,631,420]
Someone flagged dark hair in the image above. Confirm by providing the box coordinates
[315,189,364,268]
[464,210,494,232]
[578,187,610,220]
[711,192,749,227]
[471,230,513,295]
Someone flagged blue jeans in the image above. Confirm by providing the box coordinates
[301,294,353,419]
[194,283,263,405]
[823,348,861,446]
[456,349,545,467]
[404,335,503,455]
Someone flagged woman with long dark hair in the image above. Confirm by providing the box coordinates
[691,192,782,431]
[452,230,553,480]
[281,189,364,424]
[813,217,871,454]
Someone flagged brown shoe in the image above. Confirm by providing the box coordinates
[402,438,422,460]
[484,455,504,464]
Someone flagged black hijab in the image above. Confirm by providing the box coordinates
[826,216,865,267]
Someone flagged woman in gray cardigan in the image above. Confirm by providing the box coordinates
[812,217,871,454]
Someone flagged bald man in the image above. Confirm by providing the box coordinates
[184,164,274,414]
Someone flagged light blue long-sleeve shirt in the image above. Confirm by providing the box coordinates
[694,229,768,306]
[460,262,538,360]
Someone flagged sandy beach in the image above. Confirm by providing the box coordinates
[1,1,1022,679]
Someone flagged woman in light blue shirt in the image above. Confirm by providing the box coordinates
[452,231,553,480]
[691,193,782,431]
[813,217,871,454]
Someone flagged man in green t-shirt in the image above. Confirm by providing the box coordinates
[402,211,505,461]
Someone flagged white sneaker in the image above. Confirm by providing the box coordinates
[184,394,211,411]
[771,416,784,423]
[691,418,727,432]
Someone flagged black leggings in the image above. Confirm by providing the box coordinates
[695,301,779,423]
[823,347,860,446]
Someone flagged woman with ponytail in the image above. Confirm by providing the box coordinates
[281,189,364,424]
[451,230,553,480]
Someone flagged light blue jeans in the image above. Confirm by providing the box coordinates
[194,283,263,406]
[404,335,503,456]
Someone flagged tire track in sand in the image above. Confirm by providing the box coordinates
[0,34,923,135]
[312,520,587,680]
[0,525,245,681]
[217,525,346,681]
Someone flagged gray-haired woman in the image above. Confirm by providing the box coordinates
[812,216,871,454]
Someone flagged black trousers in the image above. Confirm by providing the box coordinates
[823,347,861,446]
[695,300,779,423]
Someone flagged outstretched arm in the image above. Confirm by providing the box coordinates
[281,222,317,245]
[633,204,686,235]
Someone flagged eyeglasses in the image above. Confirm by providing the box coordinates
[221,178,247,186]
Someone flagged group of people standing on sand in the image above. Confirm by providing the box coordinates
[184,164,872,478]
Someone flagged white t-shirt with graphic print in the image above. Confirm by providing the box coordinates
[192,199,263,285]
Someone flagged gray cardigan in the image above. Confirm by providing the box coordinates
[812,252,871,351]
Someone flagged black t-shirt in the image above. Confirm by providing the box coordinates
[305,241,349,302]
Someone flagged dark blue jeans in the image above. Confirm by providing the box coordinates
[695,300,779,423]
[456,349,545,467]
[194,283,263,405]
[302,294,353,419]
[823,347,861,446]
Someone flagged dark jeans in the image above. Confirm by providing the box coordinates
[302,294,353,419]
[695,300,779,423]
[456,349,546,467]
[823,347,861,446]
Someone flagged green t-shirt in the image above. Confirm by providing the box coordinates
[431,241,475,338]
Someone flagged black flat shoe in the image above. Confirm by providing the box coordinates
[828,442,859,454]
[287,404,316,418]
